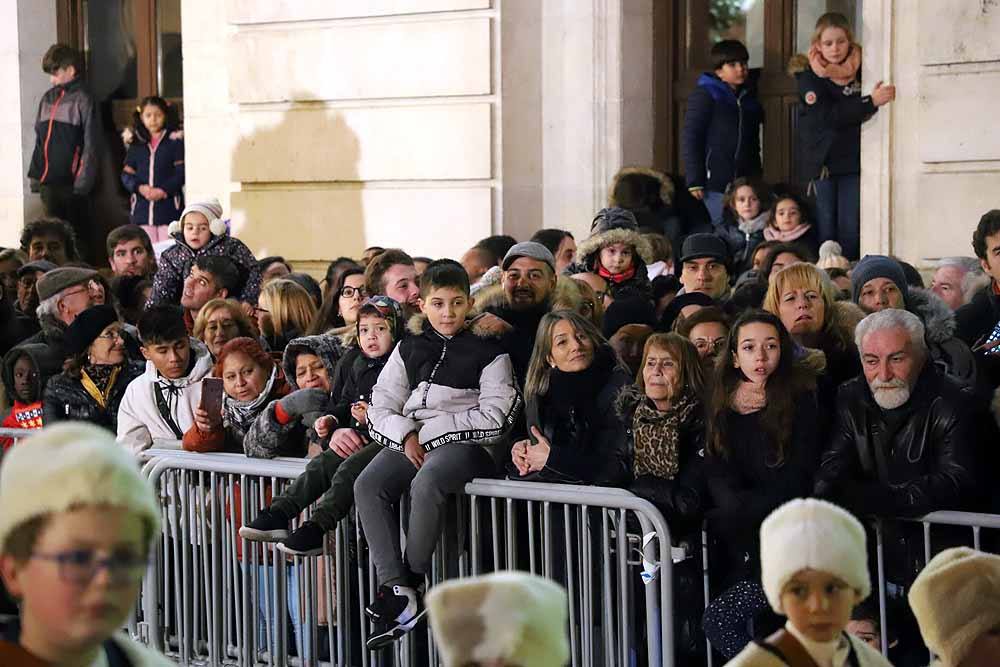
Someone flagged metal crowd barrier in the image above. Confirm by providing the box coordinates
[135,448,677,667]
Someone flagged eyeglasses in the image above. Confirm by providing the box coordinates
[339,286,368,299]
[96,329,124,342]
[693,338,726,353]
[31,549,148,587]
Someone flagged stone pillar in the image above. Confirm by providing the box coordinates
[0,1,57,246]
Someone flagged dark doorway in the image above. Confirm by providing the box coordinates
[654,0,861,189]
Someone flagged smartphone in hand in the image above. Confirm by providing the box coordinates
[200,377,224,418]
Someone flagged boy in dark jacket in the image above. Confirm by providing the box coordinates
[1,344,62,451]
[356,261,521,650]
[28,45,99,261]
[682,40,763,226]
[239,296,406,555]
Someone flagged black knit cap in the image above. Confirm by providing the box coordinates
[602,296,656,339]
[590,207,639,235]
[65,305,120,356]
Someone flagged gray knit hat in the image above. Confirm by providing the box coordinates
[501,242,556,272]
[851,255,908,305]
[36,266,97,302]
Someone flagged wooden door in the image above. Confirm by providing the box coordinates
[654,0,861,190]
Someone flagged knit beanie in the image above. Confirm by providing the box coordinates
[590,207,639,236]
[426,571,569,667]
[851,255,908,305]
[602,296,656,338]
[357,295,405,343]
[64,304,120,356]
[0,423,161,554]
[908,547,1000,667]
[168,197,227,237]
[759,498,870,613]
[816,240,850,270]
[212,336,275,379]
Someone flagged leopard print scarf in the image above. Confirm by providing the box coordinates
[632,390,699,479]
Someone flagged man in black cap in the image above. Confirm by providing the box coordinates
[19,266,101,363]
[678,233,731,301]
[0,262,56,356]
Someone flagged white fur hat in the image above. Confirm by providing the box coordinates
[168,197,227,237]
[816,240,850,270]
[0,423,161,553]
[426,571,569,667]
[908,547,1000,667]
[759,498,870,613]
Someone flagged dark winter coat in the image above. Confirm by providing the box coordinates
[18,315,69,368]
[122,131,185,227]
[517,348,631,486]
[2,343,63,404]
[28,78,99,194]
[791,59,877,180]
[906,287,978,393]
[682,72,764,194]
[0,299,39,358]
[42,361,145,432]
[570,226,655,301]
[147,231,263,307]
[327,346,391,435]
[814,365,977,517]
[616,384,707,528]
[955,284,1000,389]
[714,212,767,276]
[479,297,549,386]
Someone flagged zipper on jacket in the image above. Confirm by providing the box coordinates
[734,90,744,173]
[39,88,67,183]
[147,136,160,226]
[705,148,713,181]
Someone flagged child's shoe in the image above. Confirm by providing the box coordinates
[238,507,290,542]
[365,583,426,650]
[275,521,325,556]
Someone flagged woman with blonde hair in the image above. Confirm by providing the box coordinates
[256,279,318,355]
[510,311,631,486]
[763,262,863,390]
[789,12,895,260]
[192,298,258,359]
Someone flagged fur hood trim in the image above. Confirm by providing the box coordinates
[280,333,342,390]
[471,283,507,316]
[826,300,866,351]
[787,53,810,76]
[614,383,645,420]
[797,346,828,375]
[908,287,956,345]
[576,227,655,269]
[608,166,676,208]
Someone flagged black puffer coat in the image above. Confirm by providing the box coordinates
[518,347,632,486]
[814,365,977,517]
[43,361,145,431]
[616,384,707,529]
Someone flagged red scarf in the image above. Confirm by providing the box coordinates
[597,262,636,284]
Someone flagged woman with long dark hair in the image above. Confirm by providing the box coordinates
[308,267,367,336]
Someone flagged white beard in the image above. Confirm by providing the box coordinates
[870,382,911,410]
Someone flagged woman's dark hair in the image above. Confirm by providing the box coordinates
[323,257,362,297]
[258,256,292,273]
[530,229,573,256]
[760,242,814,281]
[308,266,365,335]
[723,177,771,220]
[132,96,179,144]
[765,190,812,230]
[285,272,322,308]
[706,309,815,465]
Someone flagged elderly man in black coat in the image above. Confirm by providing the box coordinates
[814,308,978,518]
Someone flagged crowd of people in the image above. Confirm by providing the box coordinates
[0,19,998,667]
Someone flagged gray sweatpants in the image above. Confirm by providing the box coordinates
[353,443,494,587]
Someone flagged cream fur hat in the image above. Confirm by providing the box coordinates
[0,423,161,553]
[760,498,870,613]
[168,197,227,237]
[908,547,1000,667]
[426,571,569,667]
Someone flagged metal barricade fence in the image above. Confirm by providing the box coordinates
[700,509,1000,667]
[135,448,678,667]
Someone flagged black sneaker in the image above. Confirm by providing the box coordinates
[238,507,290,542]
[275,521,325,557]
[365,584,426,651]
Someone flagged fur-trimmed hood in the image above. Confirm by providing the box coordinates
[787,52,810,76]
[825,300,866,351]
[575,227,655,270]
[614,382,646,420]
[608,166,676,210]
[908,287,956,345]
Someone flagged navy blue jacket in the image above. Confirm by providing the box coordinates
[28,78,100,195]
[122,132,185,227]
[682,72,763,193]
[794,66,877,180]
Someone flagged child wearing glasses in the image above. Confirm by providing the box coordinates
[0,422,170,665]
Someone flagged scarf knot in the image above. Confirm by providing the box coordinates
[808,43,862,86]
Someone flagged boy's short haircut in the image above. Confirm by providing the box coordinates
[19,217,78,259]
[364,248,414,296]
[138,304,187,345]
[972,210,1000,260]
[106,224,154,257]
[530,229,573,256]
[711,40,750,71]
[194,255,241,295]
[42,44,84,75]
[420,259,471,298]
